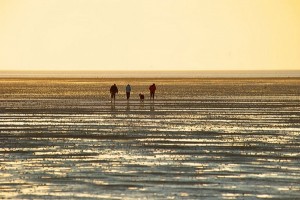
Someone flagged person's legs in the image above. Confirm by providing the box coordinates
[150,92,154,99]
[126,92,130,100]
[111,93,116,101]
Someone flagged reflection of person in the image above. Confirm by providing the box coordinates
[126,101,130,111]
[110,84,118,102]
[150,102,155,112]
[126,84,131,100]
[149,83,156,100]
[111,103,116,111]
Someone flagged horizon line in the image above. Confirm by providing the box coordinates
[1,69,300,72]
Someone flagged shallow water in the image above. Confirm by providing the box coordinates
[0,78,300,199]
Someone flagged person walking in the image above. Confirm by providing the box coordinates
[149,83,156,100]
[126,84,131,100]
[110,84,118,102]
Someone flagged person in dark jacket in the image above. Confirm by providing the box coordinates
[126,84,131,100]
[149,83,156,100]
[110,84,118,102]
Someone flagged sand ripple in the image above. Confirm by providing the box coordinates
[0,78,300,199]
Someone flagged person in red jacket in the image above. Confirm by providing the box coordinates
[149,83,156,100]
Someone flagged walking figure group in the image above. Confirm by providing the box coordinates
[110,83,156,103]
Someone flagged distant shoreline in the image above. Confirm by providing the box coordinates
[1,70,300,78]
[1,77,300,81]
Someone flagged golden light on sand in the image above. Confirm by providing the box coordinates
[0,0,300,71]
[0,78,300,198]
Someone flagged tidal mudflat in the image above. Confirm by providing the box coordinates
[0,78,300,199]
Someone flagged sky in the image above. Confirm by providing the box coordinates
[0,0,299,71]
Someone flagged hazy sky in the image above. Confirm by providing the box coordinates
[0,0,299,71]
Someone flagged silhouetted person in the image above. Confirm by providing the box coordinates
[126,84,131,100]
[149,83,156,100]
[110,84,118,102]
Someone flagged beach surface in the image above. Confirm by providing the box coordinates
[0,78,300,199]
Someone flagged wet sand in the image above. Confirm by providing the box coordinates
[0,78,300,199]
